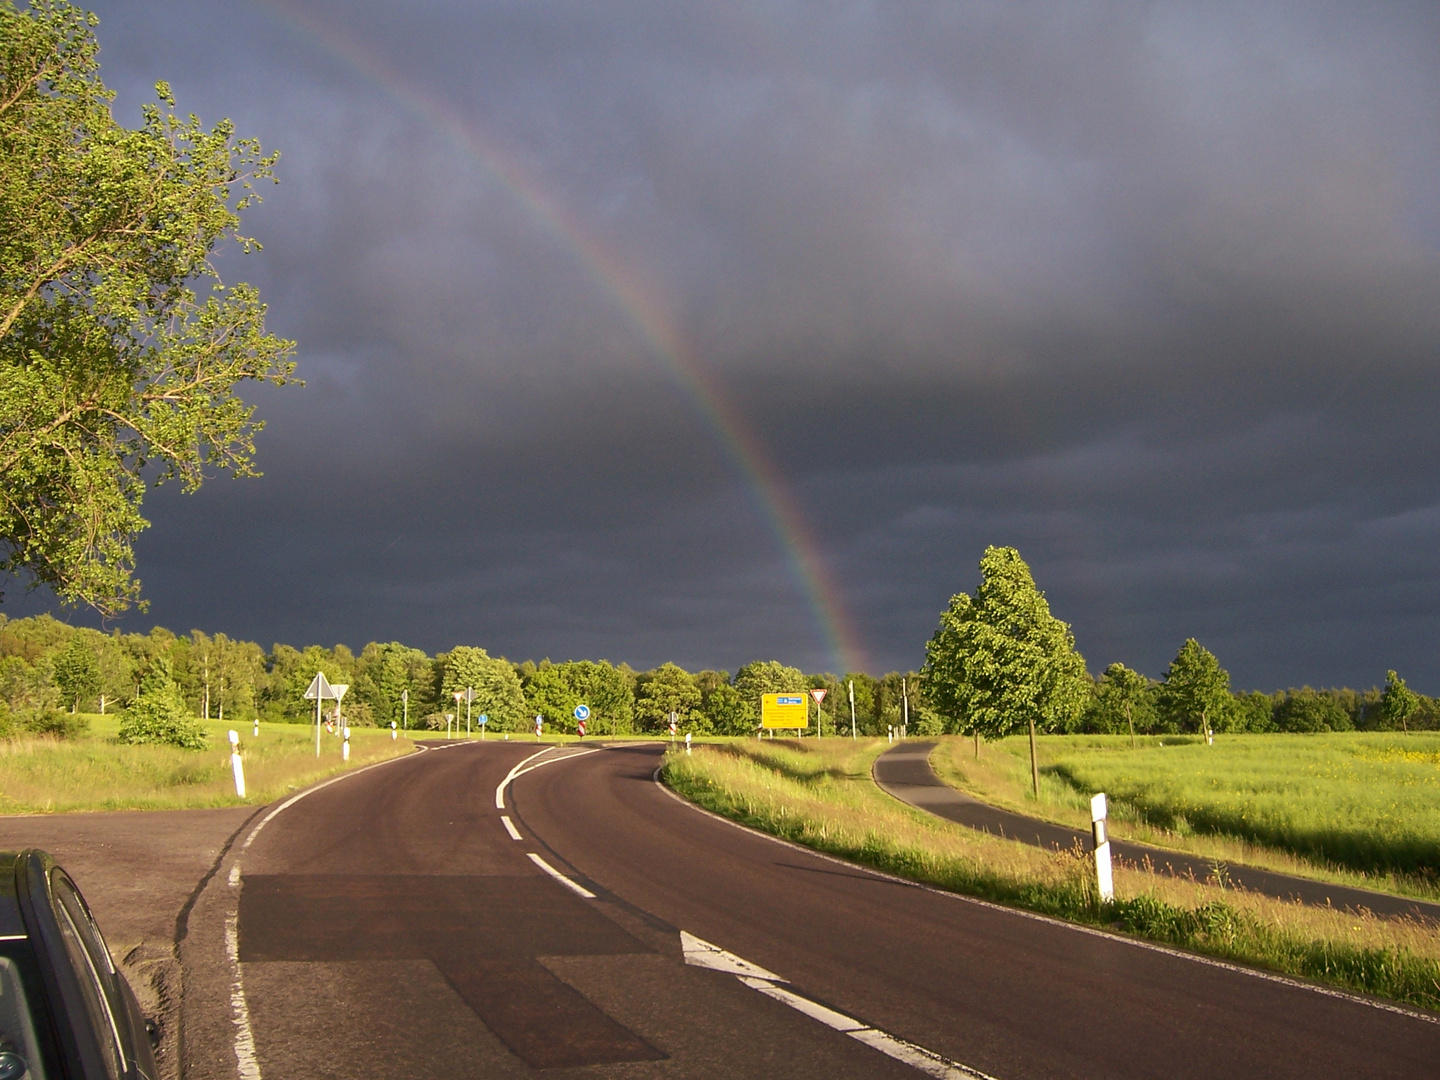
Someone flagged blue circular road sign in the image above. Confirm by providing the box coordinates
[574,704,591,721]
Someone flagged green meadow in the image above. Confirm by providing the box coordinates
[933,732,1440,894]
[0,716,419,813]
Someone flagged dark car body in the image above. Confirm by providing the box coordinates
[0,850,158,1079]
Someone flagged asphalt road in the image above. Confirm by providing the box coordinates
[195,740,1440,1079]
[874,741,1440,921]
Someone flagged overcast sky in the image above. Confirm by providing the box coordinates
[16,1,1440,688]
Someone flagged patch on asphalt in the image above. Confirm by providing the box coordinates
[238,874,665,1068]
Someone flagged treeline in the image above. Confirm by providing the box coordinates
[2,613,1428,741]
[0,615,925,736]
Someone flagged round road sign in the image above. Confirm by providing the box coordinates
[574,704,591,721]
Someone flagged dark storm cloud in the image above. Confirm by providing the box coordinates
[19,1,1438,685]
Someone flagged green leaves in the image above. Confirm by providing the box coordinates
[1156,639,1230,736]
[923,545,1089,741]
[0,1,295,613]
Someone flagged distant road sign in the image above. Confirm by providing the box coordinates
[762,693,808,729]
[478,714,489,725]
[574,704,590,721]
[809,689,827,704]
[303,673,334,700]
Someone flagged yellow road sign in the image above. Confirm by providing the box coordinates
[761,692,809,729]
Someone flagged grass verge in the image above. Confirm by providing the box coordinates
[0,716,419,813]
[663,738,1440,1012]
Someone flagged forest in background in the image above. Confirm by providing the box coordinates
[0,614,1434,738]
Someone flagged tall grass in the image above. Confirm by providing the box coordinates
[932,733,1440,900]
[665,739,1440,1011]
[1048,733,1440,879]
[0,716,417,812]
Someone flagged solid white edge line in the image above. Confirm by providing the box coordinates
[527,852,596,898]
[650,762,1440,1027]
[224,914,262,1080]
[501,815,522,841]
[497,746,603,808]
[679,935,996,1079]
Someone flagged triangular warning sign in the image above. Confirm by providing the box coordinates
[809,689,827,704]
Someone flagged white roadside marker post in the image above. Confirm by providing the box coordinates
[391,720,397,741]
[253,718,259,738]
[342,726,351,762]
[1091,792,1114,903]
[685,732,692,755]
[229,730,246,798]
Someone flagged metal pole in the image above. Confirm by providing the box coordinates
[849,680,856,740]
[402,688,408,731]
[466,688,473,738]
[902,677,909,739]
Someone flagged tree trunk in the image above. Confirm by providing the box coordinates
[974,730,980,758]
[1028,717,1040,799]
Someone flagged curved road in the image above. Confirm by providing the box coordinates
[189,741,1440,1079]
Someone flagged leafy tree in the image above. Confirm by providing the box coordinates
[1155,640,1230,741]
[695,672,753,735]
[117,655,206,748]
[1381,670,1420,734]
[923,546,1089,796]
[439,646,526,732]
[733,660,806,733]
[1086,663,1154,744]
[634,663,703,733]
[51,631,99,710]
[0,1,295,614]
[355,641,431,728]
[1230,690,1277,733]
[1273,688,1351,733]
[522,659,633,735]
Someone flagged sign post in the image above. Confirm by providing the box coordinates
[574,704,590,739]
[465,687,477,737]
[303,673,334,758]
[478,714,489,740]
[849,680,857,740]
[535,714,543,740]
[809,688,827,738]
[402,688,408,730]
[669,711,678,744]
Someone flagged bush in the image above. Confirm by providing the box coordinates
[118,690,208,749]
[1274,688,1351,733]
[20,709,90,739]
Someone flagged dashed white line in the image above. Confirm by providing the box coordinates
[681,932,996,1079]
[527,852,596,898]
[501,815,522,841]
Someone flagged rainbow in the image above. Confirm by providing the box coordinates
[245,2,868,673]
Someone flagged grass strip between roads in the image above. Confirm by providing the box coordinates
[663,738,1440,1012]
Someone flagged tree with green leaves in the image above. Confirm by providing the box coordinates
[1155,639,1230,741]
[695,672,752,735]
[1088,663,1153,746]
[439,646,526,733]
[0,1,295,614]
[50,631,99,711]
[117,654,205,748]
[1273,687,1351,733]
[634,662,703,733]
[522,659,633,735]
[923,546,1089,796]
[1381,670,1420,734]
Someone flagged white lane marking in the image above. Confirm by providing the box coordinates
[680,930,783,980]
[495,746,601,809]
[495,747,556,809]
[682,933,994,1079]
[652,765,1440,1027]
[501,815,522,841]
[527,852,596,898]
[224,914,263,1080]
[228,865,240,887]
